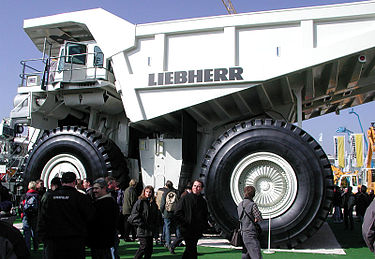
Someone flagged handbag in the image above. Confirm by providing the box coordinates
[230,203,245,247]
[230,227,243,247]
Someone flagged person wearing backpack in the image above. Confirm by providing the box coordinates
[155,184,169,245]
[160,180,180,253]
[22,180,40,251]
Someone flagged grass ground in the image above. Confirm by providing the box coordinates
[27,216,373,258]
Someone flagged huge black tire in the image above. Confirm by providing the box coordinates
[201,119,333,248]
[23,126,129,188]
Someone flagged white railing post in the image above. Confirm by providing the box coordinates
[263,214,275,254]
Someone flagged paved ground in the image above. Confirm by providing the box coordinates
[198,222,345,255]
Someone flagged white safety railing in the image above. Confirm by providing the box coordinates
[264,214,275,254]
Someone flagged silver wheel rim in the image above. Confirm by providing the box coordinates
[41,154,87,188]
[230,152,297,218]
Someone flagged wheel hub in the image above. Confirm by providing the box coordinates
[230,152,297,218]
[259,179,271,191]
[41,154,87,188]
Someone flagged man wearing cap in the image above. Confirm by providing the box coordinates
[37,172,94,259]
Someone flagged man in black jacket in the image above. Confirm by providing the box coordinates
[174,179,208,259]
[37,172,94,259]
[88,178,119,259]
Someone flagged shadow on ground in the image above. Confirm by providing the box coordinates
[327,216,367,249]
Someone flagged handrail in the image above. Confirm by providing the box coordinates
[19,52,109,87]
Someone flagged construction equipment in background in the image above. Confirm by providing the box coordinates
[333,122,375,193]
[365,123,375,191]
[221,0,237,14]
[332,165,360,193]
[349,108,368,150]
[0,119,36,203]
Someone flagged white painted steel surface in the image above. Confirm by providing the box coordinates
[139,138,182,191]
[22,1,375,124]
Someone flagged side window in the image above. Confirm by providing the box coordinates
[94,46,104,67]
[58,49,65,72]
[66,43,87,65]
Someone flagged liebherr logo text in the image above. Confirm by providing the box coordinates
[148,67,244,86]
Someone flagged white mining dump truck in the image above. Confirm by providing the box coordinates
[6,0,375,248]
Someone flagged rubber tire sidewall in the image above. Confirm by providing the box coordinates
[23,128,119,185]
[203,120,332,247]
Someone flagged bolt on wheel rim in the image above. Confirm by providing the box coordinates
[230,152,297,218]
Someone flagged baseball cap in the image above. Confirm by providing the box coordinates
[61,172,77,183]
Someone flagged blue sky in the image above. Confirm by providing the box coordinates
[0,0,373,155]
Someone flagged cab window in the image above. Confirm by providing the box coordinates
[94,46,104,67]
[66,43,87,65]
[58,48,65,72]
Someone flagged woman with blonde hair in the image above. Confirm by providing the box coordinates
[128,185,160,259]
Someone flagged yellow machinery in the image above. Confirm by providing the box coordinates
[365,124,375,191]
[221,0,237,14]
[334,124,375,193]
[332,165,360,192]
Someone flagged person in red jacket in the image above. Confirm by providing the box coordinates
[22,180,40,251]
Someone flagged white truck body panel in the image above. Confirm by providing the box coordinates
[23,1,375,124]
[139,138,182,189]
[24,9,135,58]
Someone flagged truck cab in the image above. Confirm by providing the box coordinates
[338,174,359,193]
[52,42,112,84]
[22,41,113,88]
[12,37,124,135]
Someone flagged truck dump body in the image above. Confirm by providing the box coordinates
[22,1,375,132]
[9,1,375,249]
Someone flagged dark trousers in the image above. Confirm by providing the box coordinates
[44,237,85,259]
[118,214,125,238]
[91,247,113,259]
[344,207,354,229]
[182,237,199,259]
[171,235,184,249]
[134,237,153,259]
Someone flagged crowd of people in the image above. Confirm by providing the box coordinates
[332,184,373,228]
[5,172,375,258]
[331,184,375,255]
[1,173,213,259]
